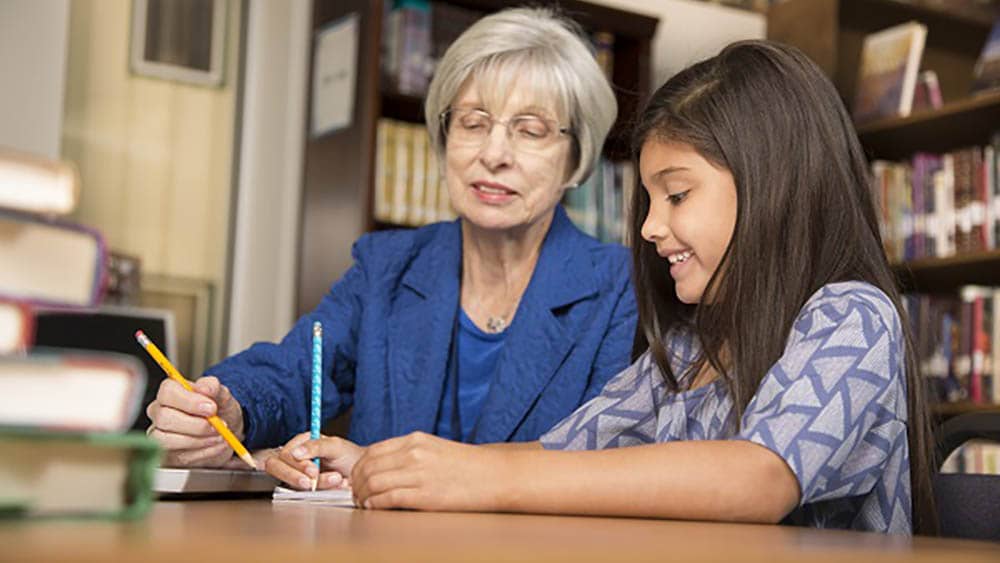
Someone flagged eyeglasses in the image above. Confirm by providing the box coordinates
[440,108,572,153]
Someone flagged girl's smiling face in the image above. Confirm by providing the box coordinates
[639,138,738,304]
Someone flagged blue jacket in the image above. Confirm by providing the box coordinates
[213,206,637,447]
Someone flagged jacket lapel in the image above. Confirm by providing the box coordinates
[473,207,599,443]
[386,222,461,436]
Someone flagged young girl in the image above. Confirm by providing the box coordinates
[265,40,936,535]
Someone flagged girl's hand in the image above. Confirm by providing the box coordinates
[265,433,364,490]
[350,431,506,511]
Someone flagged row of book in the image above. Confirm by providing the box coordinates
[563,159,634,245]
[906,287,1000,406]
[380,0,615,96]
[373,118,456,227]
[873,133,1000,263]
[0,147,159,519]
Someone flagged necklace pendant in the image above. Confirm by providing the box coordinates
[486,316,506,333]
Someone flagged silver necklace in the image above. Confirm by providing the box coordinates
[485,315,507,333]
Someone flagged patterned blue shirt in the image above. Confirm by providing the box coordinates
[541,282,912,534]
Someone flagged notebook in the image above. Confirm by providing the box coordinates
[153,468,278,497]
[272,486,355,507]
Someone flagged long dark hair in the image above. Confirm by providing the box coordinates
[629,40,937,534]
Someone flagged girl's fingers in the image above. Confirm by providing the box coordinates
[265,454,314,490]
[362,435,412,459]
[352,467,421,504]
[360,487,423,510]
[317,471,346,490]
[277,433,321,477]
[292,436,353,460]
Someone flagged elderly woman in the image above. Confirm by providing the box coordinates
[146,7,635,471]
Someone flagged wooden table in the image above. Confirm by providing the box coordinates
[2,500,999,562]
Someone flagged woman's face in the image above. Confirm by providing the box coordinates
[639,138,737,305]
[443,77,574,233]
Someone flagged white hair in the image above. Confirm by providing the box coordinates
[424,7,617,187]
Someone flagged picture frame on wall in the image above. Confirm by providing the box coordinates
[129,0,227,87]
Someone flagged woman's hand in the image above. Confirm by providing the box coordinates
[146,376,246,468]
[351,432,507,511]
[265,433,364,490]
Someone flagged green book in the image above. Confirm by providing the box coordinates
[0,430,161,520]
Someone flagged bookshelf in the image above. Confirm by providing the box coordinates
[768,0,1000,418]
[298,0,657,316]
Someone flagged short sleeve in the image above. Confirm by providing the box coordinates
[736,286,909,506]
[540,353,659,450]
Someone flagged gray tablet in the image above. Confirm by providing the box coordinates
[153,468,279,497]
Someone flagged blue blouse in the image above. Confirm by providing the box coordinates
[434,309,507,441]
[541,282,912,534]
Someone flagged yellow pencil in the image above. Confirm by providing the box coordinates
[135,330,257,470]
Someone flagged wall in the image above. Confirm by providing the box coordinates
[0,0,70,158]
[61,0,243,363]
[226,0,310,354]
[589,0,766,87]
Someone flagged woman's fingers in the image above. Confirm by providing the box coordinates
[163,441,232,467]
[149,428,225,451]
[149,404,215,436]
[155,378,218,418]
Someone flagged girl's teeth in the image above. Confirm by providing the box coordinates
[669,251,693,264]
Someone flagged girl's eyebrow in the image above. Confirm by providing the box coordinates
[651,166,690,183]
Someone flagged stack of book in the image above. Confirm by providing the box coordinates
[906,286,1000,406]
[873,132,1000,263]
[0,147,159,519]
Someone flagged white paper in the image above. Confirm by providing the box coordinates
[272,486,355,507]
[311,13,359,137]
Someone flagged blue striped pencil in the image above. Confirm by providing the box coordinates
[310,321,322,491]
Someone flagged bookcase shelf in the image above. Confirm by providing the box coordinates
[857,91,1000,160]
[380,91,425,123]
[933,401,1000,418]
[842,0,998,33]
[894,250,1000,293]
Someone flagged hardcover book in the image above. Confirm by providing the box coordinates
[0,299,33,355]
[0,147,79,216]
[0,430,159,519]
[972,18,1000,94]
[852,21,927,124]
[0,351,146,433]
[0,210,106,308]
